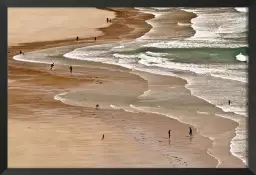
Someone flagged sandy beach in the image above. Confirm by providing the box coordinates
[8,7,246,168]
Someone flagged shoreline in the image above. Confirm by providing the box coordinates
[8,8,245,167]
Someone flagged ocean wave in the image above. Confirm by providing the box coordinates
[139,58,247,83]
[145,51,168,57]
[63,51,112,63]
[138,53,169,65]
[216,104,247,116]
[143,39,247,49]
[13,54,50,64]
[113,53,138,59]
[179,8,247,47]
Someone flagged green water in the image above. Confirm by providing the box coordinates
[117,47,248,64]
[164,47,248,64]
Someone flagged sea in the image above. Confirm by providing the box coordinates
[13,7,248,166]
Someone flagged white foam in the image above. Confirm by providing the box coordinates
[196,111,209,115]
[13,54,50,64]
[143,39,247,49]
[54,92,68,103]
[145,51,168,57]
[138,53,169,65]
[110,104,120,110]
[63,51,113,63]
[151,7,173,11]
[113,45,124,49]
[110,104,139,113]
[236,53,248,62]
[235,7,248,13]
[177,22,191,26]
[138,89,152,99]
[113,53,138,59]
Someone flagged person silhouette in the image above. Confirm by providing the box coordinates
[69,66,73,75]
[50,63,54,70]
[189,127,192,136]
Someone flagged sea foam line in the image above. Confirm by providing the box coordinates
[215,114,247,165]
[183,80,247,165]
[129,104,221,168]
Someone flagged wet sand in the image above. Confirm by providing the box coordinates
[8,8,245,168]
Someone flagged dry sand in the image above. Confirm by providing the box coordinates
[8,8,115,46]
[8,8,245,168]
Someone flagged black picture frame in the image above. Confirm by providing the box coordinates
[1,0,254,174]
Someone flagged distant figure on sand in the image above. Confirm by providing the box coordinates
[189,127,192,136]
[76,36,79,41]
[228,100,231,105]
[168,129,171,139]
[50,63,54,70]
[106,18,109,23]
[19,50,22,54]
[94,37,97,41]
[102,134,104,140]
[96,104,100,110]
[69,66,73,75]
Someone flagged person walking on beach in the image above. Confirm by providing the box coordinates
[50,63,54,70]
[69,66,73,75]
[19,50,22,54]
[102,134,104,140]
[168,129,171,139]
[96,104,100,110]
[94,37,97,41]
[228,100,231,105]
[76,36,79,41]
[106,18,109,23]
[189,127,193,136]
